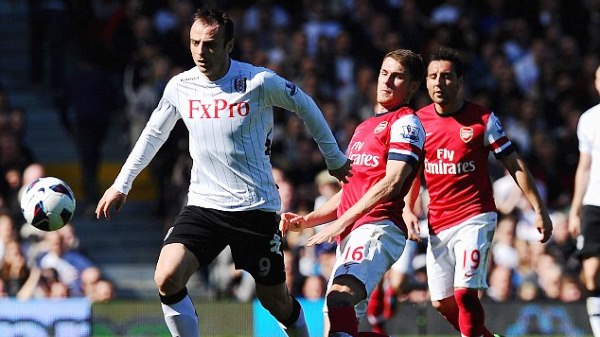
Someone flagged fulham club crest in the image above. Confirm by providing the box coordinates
[460,127,473,143]
[233,77,247,93]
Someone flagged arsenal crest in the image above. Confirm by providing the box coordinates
[460,127,473,143]
[374,121,388,134]
[233,77,247,93]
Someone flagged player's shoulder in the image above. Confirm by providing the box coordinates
[463,100,492,116]
[416,103,435,116]
[580,103,600,121]
[233,60,277,77]
[171,66,200,82]
[392,106,420,122]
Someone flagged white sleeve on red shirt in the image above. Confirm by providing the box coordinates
[484,112,514,158]
[388,114,425,167]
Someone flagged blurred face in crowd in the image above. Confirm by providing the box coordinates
[376,56,418,113]
[190,19,233,81]
[426,60,462,113]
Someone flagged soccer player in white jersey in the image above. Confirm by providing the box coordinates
[404,47,553,337]
[569,64,600,337]
[95,8,352,337]
[281,49,426,337]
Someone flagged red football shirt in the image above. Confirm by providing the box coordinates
[337,105,425,240]
[417,101,514,234]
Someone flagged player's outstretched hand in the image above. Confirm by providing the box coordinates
[329,159,353,184]
[307,219,347,246]
[279,212,306,236]
[96,187,128,220]
[535,211,553,243]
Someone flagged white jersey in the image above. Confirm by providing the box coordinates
[113,60,347,212]
[578,103,600,206]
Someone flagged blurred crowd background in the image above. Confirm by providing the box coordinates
[0,0,599,312]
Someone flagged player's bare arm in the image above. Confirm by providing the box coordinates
[501,152,553,243]
[568,152,592,237]
[402,166,423,242]
[95,187,128,220]
[308,160,414,246]
[279,190,343,235]
[329,159,353,184]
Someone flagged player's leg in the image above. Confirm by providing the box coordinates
[155,243,201,337]
[583,257,600,336]
[427,214,497,337]
[157,206,228,337]
[367,240,415,335]
[581,205,600,337]
[327,223,406,337]
[451,213,496,337]
[327,274,366,337]
[232,210,308,337]
[256,282,310,337]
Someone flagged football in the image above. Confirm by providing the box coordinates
[20,177,76,231]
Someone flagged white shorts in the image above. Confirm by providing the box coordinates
[426,212,497,301]
[390,238,418,274]
[324,222,406,319]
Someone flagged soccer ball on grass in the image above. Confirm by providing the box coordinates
[20,177,76,231]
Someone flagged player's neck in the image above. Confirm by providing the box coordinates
[200,57,232,82]
[434,99,464,115]
[375,102,409,115]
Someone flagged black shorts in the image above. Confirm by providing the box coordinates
[581,205,600,259]
[163,206,285,285]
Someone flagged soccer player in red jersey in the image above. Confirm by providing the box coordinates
[404,47,553,337]
[280,49,426,337]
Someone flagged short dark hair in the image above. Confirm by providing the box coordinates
[193,8,235,44]
[384,49,425,82]
[428,47,463,78]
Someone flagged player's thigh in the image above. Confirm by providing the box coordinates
[155,243,200,289]
[327,223,406,318]
[163,206,229,266]
[581,205,600,260]
[452,212,496,290]
[426,212,496,300]
[229,210,285,286]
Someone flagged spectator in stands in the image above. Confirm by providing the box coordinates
[486,265,514,302]
[35,230,96,296]
[81,266,115,303]
[300,274,326,301]
[0,212,18,260]
[0,240,31,296]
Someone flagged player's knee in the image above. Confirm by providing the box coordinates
[154,269,181,295]
[327,275,365,309]
[431,300,443,311]
[327,289,355,309]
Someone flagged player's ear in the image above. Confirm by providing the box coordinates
[409,80,421,97]
[225,39,235,54]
